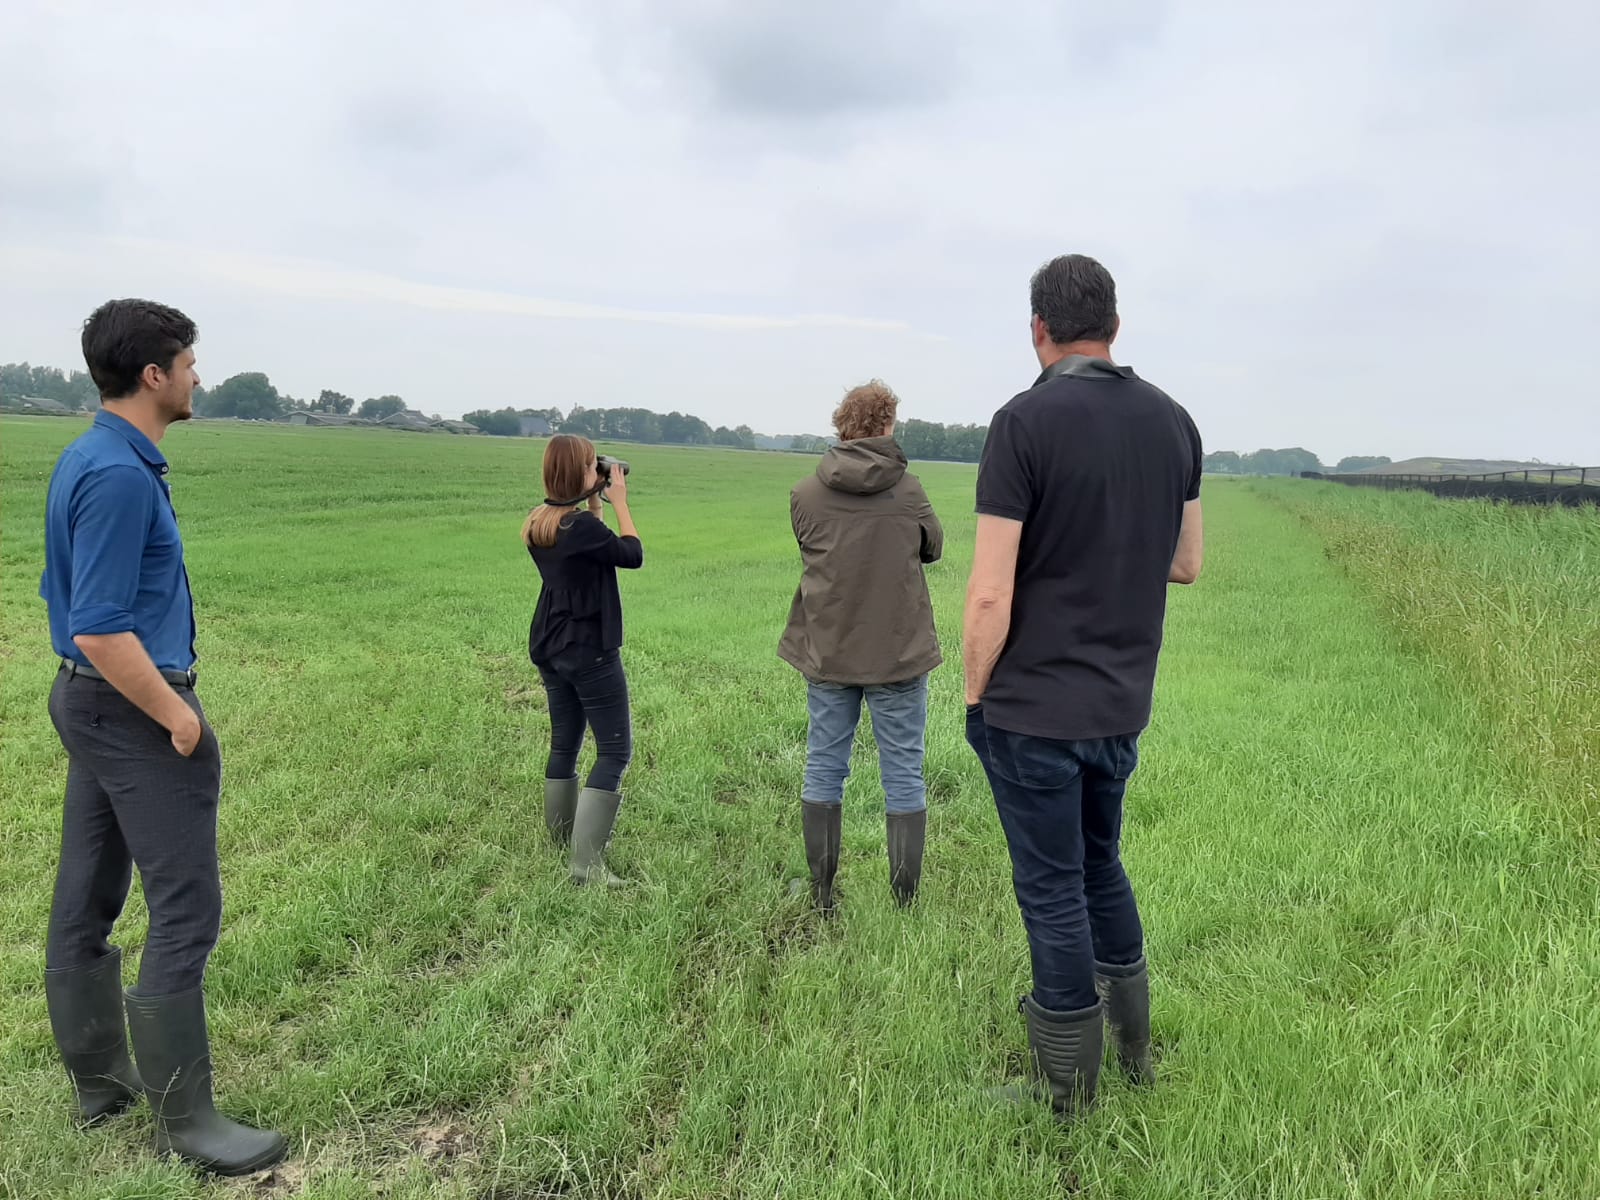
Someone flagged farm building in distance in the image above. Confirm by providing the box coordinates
[286,411,478,434]
[1,395,77,415]
[379,409,437,432]
[287,412,372,427]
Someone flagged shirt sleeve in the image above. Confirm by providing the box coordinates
[974,408,1033,521]
[1180,406,1203,501]
[571,512,644,569]
[66,465,155,638]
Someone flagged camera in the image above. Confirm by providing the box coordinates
[596,455,630,483]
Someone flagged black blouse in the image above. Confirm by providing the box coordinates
[527,511,644,663]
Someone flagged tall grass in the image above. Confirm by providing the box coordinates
[1256,480,1600,825]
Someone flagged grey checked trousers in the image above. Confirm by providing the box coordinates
[45,668,224,996]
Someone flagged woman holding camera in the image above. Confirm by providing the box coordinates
[524,435,641,887]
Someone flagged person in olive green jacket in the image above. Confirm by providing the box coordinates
[779,380,944,913]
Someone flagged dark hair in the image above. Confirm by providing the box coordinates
[80,299,198,400]
[1029,255,1118,346]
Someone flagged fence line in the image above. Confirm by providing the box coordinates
[1300,467,1599,507]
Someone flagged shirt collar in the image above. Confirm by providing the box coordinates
[1034,354,1137,386]
[94,409,169,472]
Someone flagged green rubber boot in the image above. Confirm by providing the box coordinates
[990,995,1103,1119]
[801,800,841,916]
[125,987,287,1175]
[544,776,579,847]
[570,787,626,887]
[1095,957,1155,1085]
[44,948,144,1123]
[886,809,926,907]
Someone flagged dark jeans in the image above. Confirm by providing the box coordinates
[966,704,1144,1012]
[45,670,224,997]
[535,646,633,793]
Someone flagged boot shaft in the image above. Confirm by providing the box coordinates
[45,948,133,1064]
[570,787,625,886]
[1094,958,1154,1084]
[885,809,926,906]
[124,986,216,1122]
[43,948,142,1121]
[1023,995,1104,1114]
[544,776,579,846]
[800,800,841,912]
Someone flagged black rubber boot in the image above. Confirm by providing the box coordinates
[570,787,626,887]
[124,987,287,1176]
[886,809,926,907]
[43,948,144,1123]
[801,800,841,916]
[1095,957,1154,1084]
[544,776,579,847]
[992,995,1103,1118]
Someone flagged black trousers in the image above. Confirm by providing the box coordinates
[45,669,224,997]
[534,646,633,792]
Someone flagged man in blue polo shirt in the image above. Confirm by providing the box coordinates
[964,256,1203,1116]
[39,299,285,1175]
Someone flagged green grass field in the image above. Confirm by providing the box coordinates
[2,416,1598,1199]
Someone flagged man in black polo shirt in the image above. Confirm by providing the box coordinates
[963,254,1203,1115]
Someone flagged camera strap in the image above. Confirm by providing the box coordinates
[543,481,605,508]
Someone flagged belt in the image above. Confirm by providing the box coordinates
[60,658,197,690]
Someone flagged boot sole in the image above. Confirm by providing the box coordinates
[160,1133,289,1177]
[79,1090,141,1125]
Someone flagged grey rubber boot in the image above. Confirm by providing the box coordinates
[544,776,579,847]
[124,987,287,1176]
[1095,957,1154,1084]
[43,948,144,1123]
[886,809,926,907]
[991,996,1104,1118]
[801,800,842,915]
[570,787,626,887]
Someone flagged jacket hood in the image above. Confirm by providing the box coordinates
[815,436,907,495]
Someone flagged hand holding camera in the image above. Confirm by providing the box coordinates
[597,455,630,505]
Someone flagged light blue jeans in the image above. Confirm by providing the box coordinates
[803,676,929,815]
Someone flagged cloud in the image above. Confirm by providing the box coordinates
[660,1,958,118]
[0,237,927,334]
[0,0,1596,461]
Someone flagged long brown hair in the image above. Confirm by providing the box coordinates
[522,434,596,549]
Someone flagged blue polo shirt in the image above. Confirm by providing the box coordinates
[40,410,198,672]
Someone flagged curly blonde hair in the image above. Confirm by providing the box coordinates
[832,379,899,441]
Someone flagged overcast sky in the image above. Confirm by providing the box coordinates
[2,1,1596,462]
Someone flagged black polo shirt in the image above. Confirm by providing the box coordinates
[974,356,1202,741]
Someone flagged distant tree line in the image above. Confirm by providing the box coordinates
[1203,449,1393,476]
[18,359,1393,472]
[1,361,431,423]
[895,419,989,463]
[1,362,100,409]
